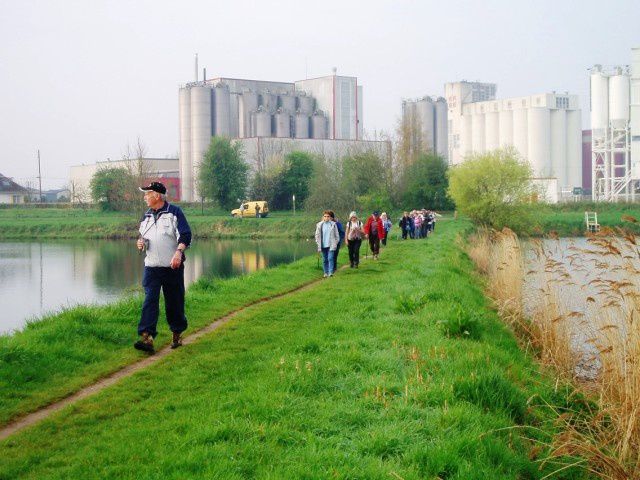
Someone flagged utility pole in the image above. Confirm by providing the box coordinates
[37,149,42,203]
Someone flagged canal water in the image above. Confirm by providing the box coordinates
[0,239,317,334]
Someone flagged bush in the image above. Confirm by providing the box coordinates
[447,149,538,233]
[198,137,248,209]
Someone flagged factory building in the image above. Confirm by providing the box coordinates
[178,70,379,202]
[401,96,448,159]
[445,81,582,202]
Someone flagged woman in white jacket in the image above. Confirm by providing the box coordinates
[314,210,340,277]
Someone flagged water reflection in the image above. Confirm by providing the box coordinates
[0,239,316,335]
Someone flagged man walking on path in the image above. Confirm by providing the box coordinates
[314,210,339,277]
[135,182,192,353]
[364,211,385,259]
[330,211,344,273]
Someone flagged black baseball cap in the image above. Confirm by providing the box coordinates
[139,181,166,194]
[373,210,380,216]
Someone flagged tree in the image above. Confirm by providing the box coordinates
[198,137,248,209]
[248,165,282,206]
[401,153,454,210]
[341,151,387,206]
[90,167,136,211]
[447,148,537,232]
[278,151,314,209]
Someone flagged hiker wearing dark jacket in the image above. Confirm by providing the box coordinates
[399,212,413,240]
[363,211,385,259]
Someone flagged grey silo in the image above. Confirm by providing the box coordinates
[311,112,327,139]
[278,93,296,114]
[213,83,231,137]
[239,90,259,138]
[434,97,448,158]
[297,94,314,115]
[252,106,272,137]
[274,109,291,138]
[189,85,212,199]
[178,88,192,201]
[294,112,310,139]
[260,91,277,114]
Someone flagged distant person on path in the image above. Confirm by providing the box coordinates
[345,211,363,268]
[399,212,413,240]
[364,211,385,260]
[380,212,392,246]
[135,182,192,354]
[255,203,261,218]
[329,211,344,273]
[314,210,339,278]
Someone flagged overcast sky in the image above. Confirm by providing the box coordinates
[1,0,638,189]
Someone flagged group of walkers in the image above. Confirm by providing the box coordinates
[399,209,437,240]
[313,210,395,278]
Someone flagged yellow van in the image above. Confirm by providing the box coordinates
[231,201,269,218]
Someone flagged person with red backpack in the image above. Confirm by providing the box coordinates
[363,211,386,260]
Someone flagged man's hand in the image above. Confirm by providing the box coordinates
[137,238,145,251]
[171,251,183,269]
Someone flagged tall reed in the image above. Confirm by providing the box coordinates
[467,227,640,478]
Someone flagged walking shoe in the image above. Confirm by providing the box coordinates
[323,273,328,278]
[134,332,154,353]
[171,332,183,349]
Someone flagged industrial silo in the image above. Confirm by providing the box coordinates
[278,93,296,114]
[189,85,212,201]
[178,87,192,202]
[484,108,499,151]
[294,112,310,139]
[590,66,609,139]
[498,109,513,148]
[527,108,551,177]
[608,68,630,129]
[260,91,277,113]
[252,106,272,137]
[239,90,258,138]
[213,83,231,137]
[471,111,485,153]
[311,112,327,139]
[461,114,473,158]
[512,108,528,160]
[274,109,291,138]
[434,98,448,158]
[550,109,568,188]
[566,109,583,189]
[416,97,435,152]
[228,93,239,138]
[297,94,315,115]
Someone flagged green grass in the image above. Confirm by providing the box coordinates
[535,202,640,236]
[0,206,319,240]
[0,220,591,479]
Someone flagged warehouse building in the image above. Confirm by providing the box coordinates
[445,81,582,202]
[178,69,385,202]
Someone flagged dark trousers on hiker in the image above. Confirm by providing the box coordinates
[138,266,187,338]
[332,245,341,273]
[347,239,361,266]
[369,235,380,256]
[402,229,409,240]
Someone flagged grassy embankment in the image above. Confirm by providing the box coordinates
[535,202,640,236]
[0,206,317,240]
[0,220,590,479]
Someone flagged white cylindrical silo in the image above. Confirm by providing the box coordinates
[550,109,567,188]
[512,108,528,161]
[278,94,296,114]
[434,97,448,158]
[527,108,551,177]
[416,98,435,152]
[498,110,513,148]
[471,112,485,153]
[461,114,473,158]
[311,113,327,139]
[213,83,230,137]
[260,91,277,114]
[484,111,499,151]
[252,107,272,137]
[608,71,630,128]
[274,110,291,138]
[190,86,212,201]
[297,94,314,115]
[590,67,609,137]
[566,109,583,190]
[228,93,239,138]
[294,112,310,139]
[239,91,258,138]
[178,87,192,202]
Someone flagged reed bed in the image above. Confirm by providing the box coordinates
[467,226,640,479]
